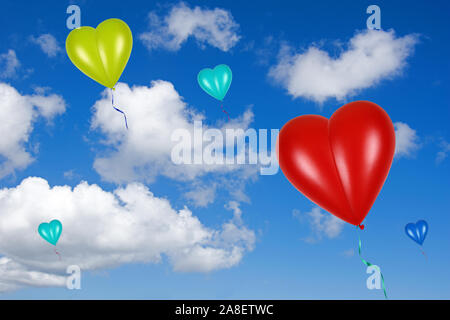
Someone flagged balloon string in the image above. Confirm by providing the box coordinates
[420,246,427,259]
[111,88,128,130]
[54,247,61,261]
[357,226,388,299]
[220,101,230,121]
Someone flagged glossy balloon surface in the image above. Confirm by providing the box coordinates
[405,220,428,246]
[277,101,396,225]
[197,64,232,101]
[66,18,133,88]
[38,220,63,246]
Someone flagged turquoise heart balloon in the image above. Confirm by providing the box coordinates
[38,219,62,246]
[197,64,232,101]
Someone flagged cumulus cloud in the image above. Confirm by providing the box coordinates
[293,207,344,243]
[0,83,66,179]
[30,34,62,57]
[0,50,20,79]
[91,81,257,193]
[394,122,420,158]
[140,2,240,52]
[0,177,255,291]
[269,29,418,103]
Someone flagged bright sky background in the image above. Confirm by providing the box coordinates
[0,0,449,299]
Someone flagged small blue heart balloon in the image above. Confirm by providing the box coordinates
[197,64,232,101]
[405,220,428,246]
[38,219,62,246]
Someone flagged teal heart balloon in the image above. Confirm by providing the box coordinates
[197,64,232,101]
[38,219,62,246]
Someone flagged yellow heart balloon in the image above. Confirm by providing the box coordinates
[66,18,133,88]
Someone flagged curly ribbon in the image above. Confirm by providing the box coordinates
[111,88,128,130]
[54,247,61,261]
[357,226,388,299]
[220,101,230,121]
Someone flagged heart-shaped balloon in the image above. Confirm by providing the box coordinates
[197,64,232,101]
[66,18,133,88]
[277,101,396,226]
[38,219,62,246]
[405,220,428,246]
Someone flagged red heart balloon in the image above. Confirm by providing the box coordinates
[276,101,395,226]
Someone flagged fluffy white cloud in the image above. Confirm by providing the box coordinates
[0,50,20,78]
[140,2,240,51]
[293,207,344,243]
[394,122,420,158]
[90,81,260,207]
[0,83,66,179]
[30,34,62,58]
[0,257,66,292]
[269,30,418,103]
[91,81,256,184]
[0,177,255,291]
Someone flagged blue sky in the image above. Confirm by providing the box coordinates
[0,0,449,299]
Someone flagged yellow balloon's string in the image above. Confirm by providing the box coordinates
[111,88,128,130]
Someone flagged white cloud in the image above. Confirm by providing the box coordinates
[30,34,62,57]
[63,169,80,181]
[184,184,217,208]
[394,122,420,158]
[436,140,450,164]
[140,2,240,52]
[91,81,256,185]
[225,201,243,221]
[269,30,418,103]
[0,83,66,179]
[293,207,344,243]
[0,257,66,292]
[0,50,20,78]
[0,177,255,291]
